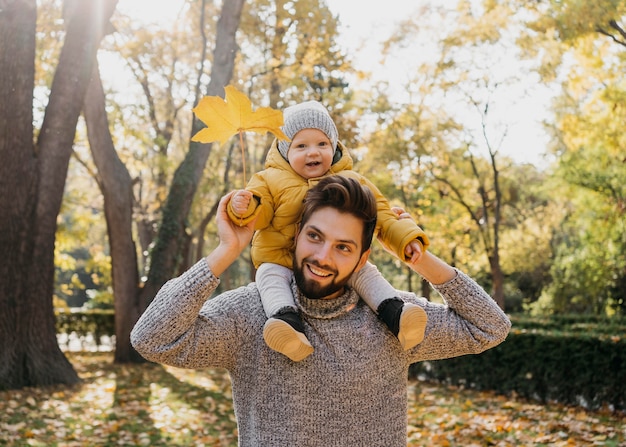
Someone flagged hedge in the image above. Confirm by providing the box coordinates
[409,317,626,411]
[55,309,114,349]
[508,314,626,335]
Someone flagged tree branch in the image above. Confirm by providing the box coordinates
[596,20,626,48]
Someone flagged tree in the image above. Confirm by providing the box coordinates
[517,0,626,47]
[540,47,626,314]
[83,60,141,362]
[512,0,626,315]
[137,0,246,317]
[358,83,459,299]
[104,7,214,271]
[74,0,351,362]
[0,0,118,389]
[363,1,528,310]
[82,0,246,362]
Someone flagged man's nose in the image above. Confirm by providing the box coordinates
[313,242,332,262]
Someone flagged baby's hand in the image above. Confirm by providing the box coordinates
[390,206,413,221]
[231,190,253,216]
[405,240,423,264]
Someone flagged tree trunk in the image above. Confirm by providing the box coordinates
[83,61,143,363]
[0,0,39,390]
[140,0,246,305]
[489,253,506,311]
[0,0,117,390]
[420,277,431,301]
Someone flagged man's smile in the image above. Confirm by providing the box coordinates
[306,262,333,278]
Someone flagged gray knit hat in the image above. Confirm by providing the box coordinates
[277,101,338,159]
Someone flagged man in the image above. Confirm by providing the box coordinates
[131,175,511,446]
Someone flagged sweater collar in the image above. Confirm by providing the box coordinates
[292,280,360,320]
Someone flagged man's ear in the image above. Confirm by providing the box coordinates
[354,248,371,273]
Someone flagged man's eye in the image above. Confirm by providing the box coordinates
[337,244,351,252]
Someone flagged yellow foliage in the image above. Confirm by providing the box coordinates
[191,85,289,146]
[53,295,70,310]
[191,85,290,184]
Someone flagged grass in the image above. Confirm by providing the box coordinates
[1,352,624,446]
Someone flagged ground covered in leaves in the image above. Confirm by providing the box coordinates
[1,352,624,446]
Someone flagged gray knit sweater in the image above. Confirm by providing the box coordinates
[131,260,510,447]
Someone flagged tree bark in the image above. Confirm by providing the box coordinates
[489,253,505,310]
[0,0,39,390]
[83,61,143,363]
[80,0,245,363]
[140,0,246,305]
[0,0,117,389]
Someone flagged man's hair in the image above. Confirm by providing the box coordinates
[301,175,377,253]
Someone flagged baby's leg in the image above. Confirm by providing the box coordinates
[256,263,313,361]
[256,262,297,317]
[349,261,427,350]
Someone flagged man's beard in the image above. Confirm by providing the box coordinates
[292,257,355,300]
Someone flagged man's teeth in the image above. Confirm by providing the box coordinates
[309,265,331,277]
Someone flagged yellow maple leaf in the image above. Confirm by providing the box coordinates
[191,85,289,146]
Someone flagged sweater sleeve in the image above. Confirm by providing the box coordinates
[403,270,511,362]
[130,260,251,370]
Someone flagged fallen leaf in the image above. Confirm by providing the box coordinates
[2,353,625,447]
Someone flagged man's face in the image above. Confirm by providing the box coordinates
[293,206,370,300]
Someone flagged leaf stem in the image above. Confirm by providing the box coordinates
[239,131,246,186]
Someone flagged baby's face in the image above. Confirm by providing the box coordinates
[287,128,335,179]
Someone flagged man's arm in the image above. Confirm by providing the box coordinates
[402,247,511,361]
[131,191,258,368]
[379,206,510,359]
[407,250,457,285]
[404,246,511,360]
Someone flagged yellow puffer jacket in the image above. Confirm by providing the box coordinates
[227,139,429,269]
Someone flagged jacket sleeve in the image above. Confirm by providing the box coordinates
[359,176,430,260]
[226,171,275,230]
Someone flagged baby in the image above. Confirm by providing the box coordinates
[228,100,429,361]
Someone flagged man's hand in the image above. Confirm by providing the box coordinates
[205,191,257,277]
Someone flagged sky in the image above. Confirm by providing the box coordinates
[114,0,554,167]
